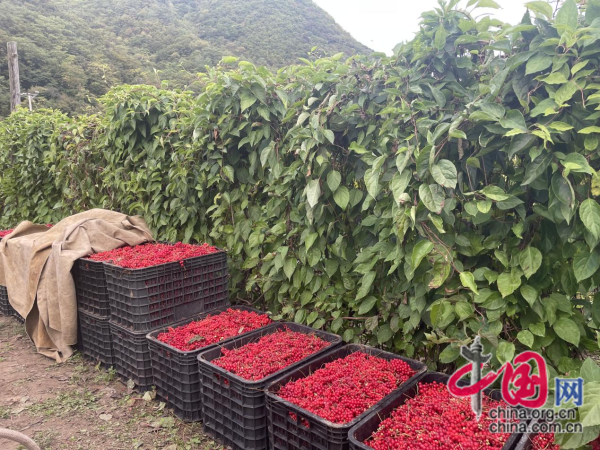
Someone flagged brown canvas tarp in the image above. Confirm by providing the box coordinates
[0,209,154,362]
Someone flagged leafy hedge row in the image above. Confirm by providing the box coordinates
[2,0,600,402]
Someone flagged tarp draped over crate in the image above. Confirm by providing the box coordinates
[0,209,154,362]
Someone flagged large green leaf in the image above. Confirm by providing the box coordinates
[460,271,479,294]
[412,240,434,271]
[284,258,296,280]
[497,269,522,298]
[555,0,579,30]
[481,186,510,201]
[520,285,538,306]
[306,179,321,208]
[240,93,257,112]
[525,53,553,75]
[333,186,350,209]
[391,170,411,204]
[377,324,394,344]
[553,317,580,346]
[581,199,600,240]
[419,184,445,213]
[522,152,553,185]
[431,160,457,189]
[519,246,542,279]
[364,168,381,199]
[439,345,460,363]
[525,1,554,19]
[517,330,534,348]
[573,250,600,282]
[586,0,600,24]
[581,358,600,383]
[358,296,378,315]
[499,110,528,131]
[563,153,594,174]
[327,170,341,192]
[555,81,579,106]
[357,272,377,300]
[497,341,515,365]
[433,25,447,49]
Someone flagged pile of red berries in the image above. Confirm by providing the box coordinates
[213,330,330,381]
[277,352,415,424]
[88,242,219,269]
[532,434,600,450]
[157,308,272,351]
[366,381,510,450]
[0,229,14,239]
[531,434,559,450]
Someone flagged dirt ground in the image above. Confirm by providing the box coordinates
[0,315,222,450]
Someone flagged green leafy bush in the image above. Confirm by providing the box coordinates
[2,0,600,387]
[0,109,68,224]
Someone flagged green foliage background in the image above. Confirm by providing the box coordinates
[0,0,369,117]
[4,1,600,445]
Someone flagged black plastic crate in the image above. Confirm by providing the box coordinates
[74,258,111,318]
[198,322,344,450]
[265,344,427,450]
[348,372,524,450]
[146,305,272,422]
[0,285,11,316]
[513,419,554,450]
[105,249,229,332]
[12,310,25,323]
[514,431,535,450]
[0,286,24,323]
[78,309,115,367]
[110,321,155,391]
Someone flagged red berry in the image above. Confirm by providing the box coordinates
[531,433,559,450]
[365,381,511,450]
[88,242,219,269]
[277,352,416,424]
[0,229,14,239]
[213,329,330,380]
[157,308,272,351]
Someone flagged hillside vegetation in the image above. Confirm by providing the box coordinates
[0,0,369,116]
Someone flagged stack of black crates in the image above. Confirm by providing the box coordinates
[0,229,30,323]
[73,259,115,367]
[147,305,268,422]
[0,285,25,323]
[75,245,230,392]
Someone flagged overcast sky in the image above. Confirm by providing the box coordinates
[314,0,534,53]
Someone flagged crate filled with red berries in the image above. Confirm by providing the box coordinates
[198,322,343,450]
[348,372,525,450]
[265,344,426,450]
[146,306,273,422]
[90,242,229,332]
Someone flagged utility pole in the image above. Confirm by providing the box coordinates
[21,91,39,111]
[7,42,21,112]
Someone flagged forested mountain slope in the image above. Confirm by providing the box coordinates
[0,0,370,116]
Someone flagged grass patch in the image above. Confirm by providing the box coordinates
[0,405,11,419]
[28,390,97,417]
[94,365,117,384]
